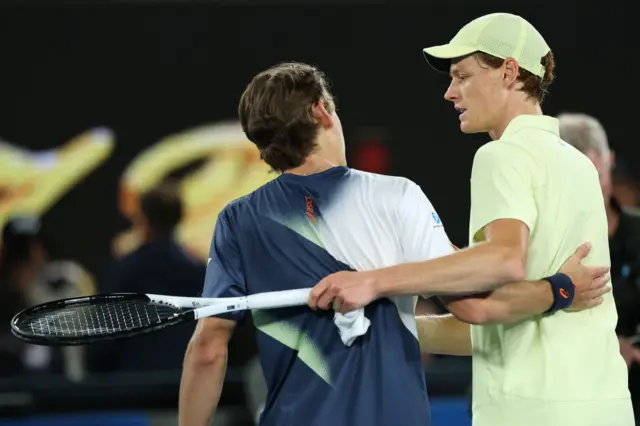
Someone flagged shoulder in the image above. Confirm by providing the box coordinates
[471,140,540,185]
[347,169,423,198]
[473,140,534,165]
[214,180,278,233]
[349,170,439,217]
[217,192,255,225]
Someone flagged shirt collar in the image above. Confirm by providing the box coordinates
[501,114,560,140]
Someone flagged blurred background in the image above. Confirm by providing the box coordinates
[0,0,632,425]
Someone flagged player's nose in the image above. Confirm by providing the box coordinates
[444,80,458,102]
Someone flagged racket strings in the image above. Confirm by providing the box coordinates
[15,301,180,338]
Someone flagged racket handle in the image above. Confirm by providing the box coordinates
[246,288,312,310]
[193,288,313,319]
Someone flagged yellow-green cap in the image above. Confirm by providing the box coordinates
[423,13,550,78]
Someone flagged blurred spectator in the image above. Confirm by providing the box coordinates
[0,216,52,377]
[0,215,91,379]
[613,158,640,208]
[86,180,205,373]
[559,112,640,420]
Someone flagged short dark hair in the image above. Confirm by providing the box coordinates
[238,62,335,172]
[0,216,44,267]
[140,181,182,236]
[471,50,555,103]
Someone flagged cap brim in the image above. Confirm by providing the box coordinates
[422,44,477,74]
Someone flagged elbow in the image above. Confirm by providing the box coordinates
[461,306,491,325]
[462,302,507,325]
[186,335,228,367]
[498,246,526,282]
[449,299,492,325]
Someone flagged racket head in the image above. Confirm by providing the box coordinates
[10,293,193,346]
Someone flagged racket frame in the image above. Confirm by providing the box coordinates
[10,288,311,346]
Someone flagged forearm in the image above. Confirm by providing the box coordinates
[416,314,471,356]
[483,279,553,323]
[179,341,228,426]
[443,279,553,325]
[376,242,525,297]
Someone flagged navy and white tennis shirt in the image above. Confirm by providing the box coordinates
[202,166,453,426]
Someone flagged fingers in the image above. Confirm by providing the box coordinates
[588,265,611,279]
[584,274,610,291]
[308,278,331,310]
[581,296,604,309]
[579,283,611,299]
[586,285,612,299]
[572,285,611,311]
[316,286,339,310]
[308,283,357,314]
[332,298,342,313]
[337,301,358,314]
[572,242,592,261]
[592,274,611,288]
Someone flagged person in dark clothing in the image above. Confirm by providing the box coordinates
[0,215,63,377]
[613,159,640,209]
[559,112,640,421]
[87,181,205,373]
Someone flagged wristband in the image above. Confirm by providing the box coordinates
[543,273,575,315]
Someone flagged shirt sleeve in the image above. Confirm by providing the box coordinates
[397,181,456,264]
[202,208,248,321]
[469,142,538,243]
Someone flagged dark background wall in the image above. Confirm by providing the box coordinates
[0,2,629,422]
[0,2,627,278]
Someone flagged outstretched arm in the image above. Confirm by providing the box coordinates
[309,219,531,311]
[441,243,610,325]
[374,219,528,297]
[415,279,554,358]
[442,280,551,325]
[415,244,610,357]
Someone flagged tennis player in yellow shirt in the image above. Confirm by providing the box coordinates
[309,12,634,426]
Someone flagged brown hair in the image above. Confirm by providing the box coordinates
[238,62,336,173]
[140,180,182,236]
[475,51,555,103]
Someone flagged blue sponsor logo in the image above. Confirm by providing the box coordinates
[432,212,441,224]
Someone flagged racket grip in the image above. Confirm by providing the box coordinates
[246,288,312,310]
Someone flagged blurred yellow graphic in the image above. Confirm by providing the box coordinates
[114,121,275,261]
[0,128,115,233]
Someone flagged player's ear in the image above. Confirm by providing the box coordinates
[312,99,333,128]
[502,58,519,86]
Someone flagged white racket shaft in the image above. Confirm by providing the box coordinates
[146,288,312,319]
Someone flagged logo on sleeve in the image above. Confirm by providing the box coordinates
[432,212,442,227]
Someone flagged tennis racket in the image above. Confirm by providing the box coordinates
[10,288,312,346]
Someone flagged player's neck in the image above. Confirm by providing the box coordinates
[488,99,543,140]
[285,152,342,176]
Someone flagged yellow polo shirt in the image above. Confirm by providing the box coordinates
[469,115,633,426]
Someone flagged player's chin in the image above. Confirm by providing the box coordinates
[459,120,479,134]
